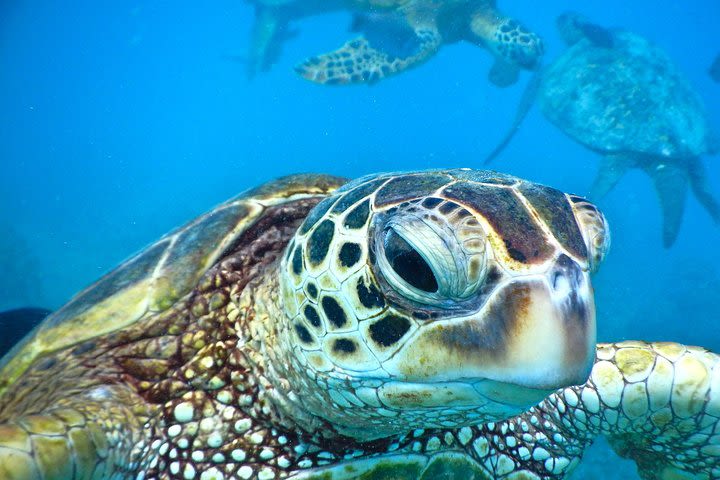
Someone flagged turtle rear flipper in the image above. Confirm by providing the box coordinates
[590,154,694,248]
[639,158,689,248]
[246,7,293,78]
[484,71,543,164]
[295,16,441,85]
[588,153,635,199]
[687,156,720,224]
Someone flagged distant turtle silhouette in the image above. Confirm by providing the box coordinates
[485,12,720,247]
[710,53,720,83]
[244,0,544,86]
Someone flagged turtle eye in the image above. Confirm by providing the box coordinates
[383,228,438,293]
[374,212,487,307]
[570,197,611,272]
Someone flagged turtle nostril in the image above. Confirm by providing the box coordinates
[552,272,571,297]
[550,254,582,295]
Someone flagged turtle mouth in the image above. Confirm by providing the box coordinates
[374,379,553,411]
[472,255,597,390]
[382,254,596,394]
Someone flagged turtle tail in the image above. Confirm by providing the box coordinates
[687,156,720,224]
[483,70,542,164]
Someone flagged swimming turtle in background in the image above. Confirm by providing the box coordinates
[245,0,544,86]
[484,12,720,247]
[2,168,720,480]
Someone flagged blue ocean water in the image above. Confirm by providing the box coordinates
[0,1,718,478]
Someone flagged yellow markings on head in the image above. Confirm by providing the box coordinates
[305,352,333,372]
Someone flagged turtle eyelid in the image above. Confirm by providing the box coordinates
[383,228,439,293]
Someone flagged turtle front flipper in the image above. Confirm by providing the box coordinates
[463,342,720,479]
[588,153,636,199]
[469,9,543,87]
[583,342,720,479]
[295,11,441,85]
[0,383,152,480]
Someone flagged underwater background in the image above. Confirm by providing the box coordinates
[0,1,718,478]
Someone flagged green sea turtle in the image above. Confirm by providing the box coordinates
[1,168,719,480]
[245,0,544,86]
[484,12,720,247]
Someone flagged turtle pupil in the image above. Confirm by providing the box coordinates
[384,228,438,293]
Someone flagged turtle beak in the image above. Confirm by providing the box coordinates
[491,253,596,391]
[387,254,596,402]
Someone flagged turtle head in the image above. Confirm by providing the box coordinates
[278,169,609,439]
[469,13,544,73]
[470,15,545,70]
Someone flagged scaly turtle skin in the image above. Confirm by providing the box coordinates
[485,12,720,247]
[245,0,544,87]
[1,169,719,480]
